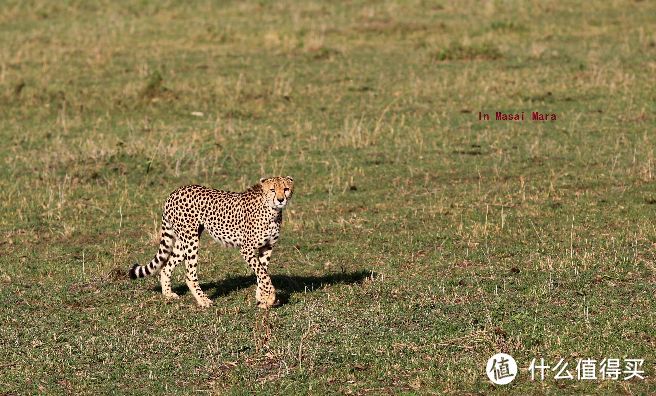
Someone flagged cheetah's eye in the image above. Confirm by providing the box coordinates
[284,188,289,192]
[270,189,275,192]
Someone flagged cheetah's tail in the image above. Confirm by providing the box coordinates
[129,217,176,279]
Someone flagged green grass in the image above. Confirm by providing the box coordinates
[1,0,655,394]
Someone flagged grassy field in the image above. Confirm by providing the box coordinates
[1,0,655,394]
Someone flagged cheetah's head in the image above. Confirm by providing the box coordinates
[260,176,294,209]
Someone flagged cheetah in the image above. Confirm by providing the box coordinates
[129,176,294,308]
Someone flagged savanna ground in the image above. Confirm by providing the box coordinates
[0,0,655,394]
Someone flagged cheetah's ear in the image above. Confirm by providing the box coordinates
[259,178,267,184]
[285,176,294,182]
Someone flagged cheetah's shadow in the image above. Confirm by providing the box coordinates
[162,270,371,306]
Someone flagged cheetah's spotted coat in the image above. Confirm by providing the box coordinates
[129,176,294,308]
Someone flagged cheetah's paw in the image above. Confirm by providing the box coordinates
[256,291,278,309]
[163,292,180,300]
[196,297,214,308]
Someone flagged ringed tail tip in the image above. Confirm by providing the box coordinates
[129,263,139,280]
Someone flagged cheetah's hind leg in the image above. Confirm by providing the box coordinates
[183,236,213,308]
[160,238,186,300]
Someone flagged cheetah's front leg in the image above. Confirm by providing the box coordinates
[258,244,273,271]
[241,246,276,308]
